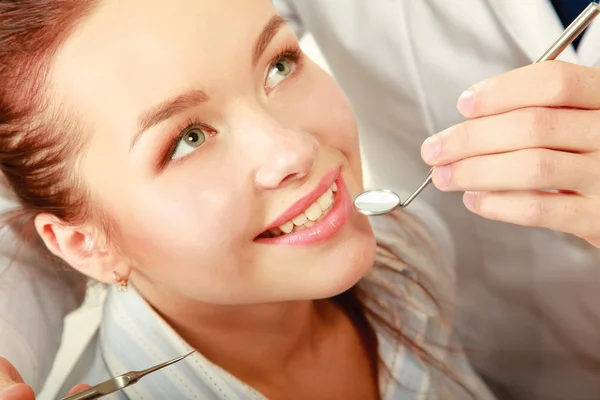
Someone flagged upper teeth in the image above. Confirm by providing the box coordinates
[274,181,338,235]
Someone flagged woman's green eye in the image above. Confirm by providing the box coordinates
[172,128,207,160]
[266,58,293,90]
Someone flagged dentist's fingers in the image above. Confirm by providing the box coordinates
[0,384,34,400]
[0,357,34,400]
[421,107,600,166]
[438,60,600,249]
[456,61,600,118]
[462,190,600,246]
[430,148,600,195]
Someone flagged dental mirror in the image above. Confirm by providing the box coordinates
[353,1,600,217]
[354,169,433,216]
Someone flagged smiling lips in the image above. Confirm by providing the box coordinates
[256,167,351,246]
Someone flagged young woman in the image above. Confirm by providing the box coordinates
[0,0,494,398]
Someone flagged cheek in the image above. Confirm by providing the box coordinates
[106,177,250,269]
[289,66,361,164]
[310,75,362,176]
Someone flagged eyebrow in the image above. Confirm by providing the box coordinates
[131,14,286,150]
[252,15,286,67]
[132,89,210,150]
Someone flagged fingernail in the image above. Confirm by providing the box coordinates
[421,135,441,162]
[457,88,475,116]
[433,166,451,187]
[463,191,477,210]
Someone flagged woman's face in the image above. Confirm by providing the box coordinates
[50,0,375,304]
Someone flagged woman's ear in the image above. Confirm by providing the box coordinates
[33,213,130,284]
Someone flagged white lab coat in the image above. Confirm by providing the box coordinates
[273,1,600,399]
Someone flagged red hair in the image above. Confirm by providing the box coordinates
[0,0,98,225]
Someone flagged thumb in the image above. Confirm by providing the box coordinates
[0,357,34,400]
[0,384,35,400]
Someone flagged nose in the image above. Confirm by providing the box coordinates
[254,126,317,190]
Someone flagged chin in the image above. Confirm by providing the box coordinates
[309,227,377,300]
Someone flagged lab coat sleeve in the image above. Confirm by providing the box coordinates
[272,0,306,38]
[0,190,86,393]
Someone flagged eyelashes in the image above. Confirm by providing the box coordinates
[271,45,302,68]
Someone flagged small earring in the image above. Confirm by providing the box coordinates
[84,236,95,253]
[112,271,129,292]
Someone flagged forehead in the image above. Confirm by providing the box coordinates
[49,0,276,132]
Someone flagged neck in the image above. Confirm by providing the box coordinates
[141,286,342,380]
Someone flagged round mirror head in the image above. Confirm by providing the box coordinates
[353,189,401,216]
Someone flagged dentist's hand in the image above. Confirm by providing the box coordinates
[0,357,34,400]
[421,61,600,248]
[0,356,90,399]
